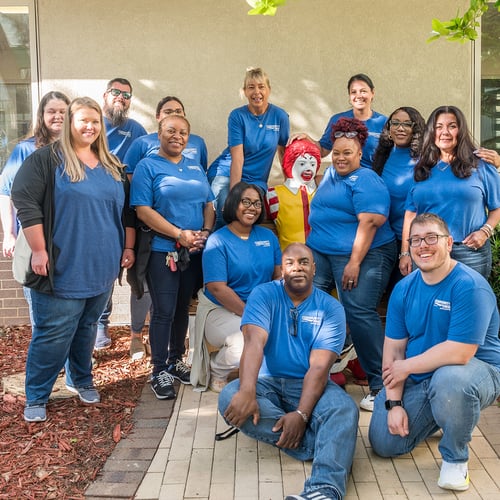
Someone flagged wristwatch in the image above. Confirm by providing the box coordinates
[385,400,403,410]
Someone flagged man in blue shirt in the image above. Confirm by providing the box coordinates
[219,243,358,500]
[95,77,147,349]
[369,213,500,492]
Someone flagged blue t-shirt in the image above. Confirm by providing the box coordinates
[242,280,346,378]
[387,262,500,382]
[381,146,416,239]
[203,225,281,305]
[52,164,124,298]
[104,117,147,161]
[130,155,214,253]
[207,104,290,190]
[307,166,395,255]
[123,132,208,174]
[0,137,36,196]
[319,110,387,169]
[405,160,500,241]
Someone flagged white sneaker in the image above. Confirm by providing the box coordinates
[438,460,469,491]
[359,390,379,412]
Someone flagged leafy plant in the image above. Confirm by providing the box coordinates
[246,0,288,16]
[428,0,500,43]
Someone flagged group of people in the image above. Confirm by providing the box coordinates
[1,68,500,500]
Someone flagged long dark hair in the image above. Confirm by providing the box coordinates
[414,105,478,181]
[33,91,70,148]
[373,107,425,175]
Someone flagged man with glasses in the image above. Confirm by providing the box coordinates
[369,213,500,492]
[102,77,147,162]
[95,77,147,350]
[218,242,358,500]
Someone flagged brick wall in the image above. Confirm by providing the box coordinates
[0,228,133,327]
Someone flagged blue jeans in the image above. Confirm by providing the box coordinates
[147,251,202,375]
[210,175,230,230]
[26,289,110,405]
[219,377,359,499]
[369,358,500,462]
[312,241,397,391]
[451,240,491,279]
[97,284,114,330]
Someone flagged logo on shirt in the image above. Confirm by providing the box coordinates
[255,240,271,247]
[348,175,358,182]
[187,165,202,172]
[433,299,450,311]
[302,315,321,326]
[117,130,132,138]
[266,125,280,132]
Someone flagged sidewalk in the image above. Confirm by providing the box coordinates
[85,377,500,500]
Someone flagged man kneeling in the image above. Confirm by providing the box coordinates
[369,213,500,491]
[219,243,359,500]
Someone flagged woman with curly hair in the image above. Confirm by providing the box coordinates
[307,117,397,411]
[400,105,500,279]
[373,107,425,288]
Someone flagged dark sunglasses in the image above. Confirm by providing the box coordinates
[107,88,132,100]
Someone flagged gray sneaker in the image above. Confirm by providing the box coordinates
[24,404,47,422]
[66,384,100,403]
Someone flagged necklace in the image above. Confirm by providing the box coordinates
[228,225,250,240]
[249,106,268,128]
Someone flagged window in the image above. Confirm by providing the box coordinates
[481,7,500,149]
[0,1,36,171]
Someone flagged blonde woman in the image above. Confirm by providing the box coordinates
[12,97,131,423]
[207,67,289,228]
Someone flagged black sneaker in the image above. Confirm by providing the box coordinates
[151,370,176,399]
[167,359,191,384]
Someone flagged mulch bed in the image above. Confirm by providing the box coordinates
[0,325,149,499]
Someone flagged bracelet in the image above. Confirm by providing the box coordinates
[124,247,135,251]
[399,251,410,258]
[480,226,492,238]
[483,223,494,233]
[295,409,309,423]
[201,227,213,234]
[176,230,183,241]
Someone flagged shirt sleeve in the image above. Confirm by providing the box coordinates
[123,138,145,175]
[130,160,154,208]
[202,234,229,284]
[385,281,410,340]
[228,109,245,148]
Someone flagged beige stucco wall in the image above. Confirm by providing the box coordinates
[37,0,472,174]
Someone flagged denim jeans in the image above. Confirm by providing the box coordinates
[451,240,491,280]
[147,251,202,375]
[312,240,397,391]
[97,284,114,330]
[369,358,500,462]
[210,175,230,231]
[26,289,110,405]
[219,377,359,499]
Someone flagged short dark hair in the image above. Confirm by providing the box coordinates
[158,115,190,133]
[347,73,374,92]
[410,213,450,235]
[331,117,369,149]
[156,96,185,117]
[106,77,132,92]
[223,181,265,225]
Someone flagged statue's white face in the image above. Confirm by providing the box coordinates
[291,154,318,184]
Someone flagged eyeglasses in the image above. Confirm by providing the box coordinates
[162,108,184,116]
[240,198,262,209]
[407,233,449,247]
[333,131,358,139]
[107,88,132,100]
[389,120,414,130]
[289,307,299,337]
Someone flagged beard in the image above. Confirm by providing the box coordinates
[104,103,128,127]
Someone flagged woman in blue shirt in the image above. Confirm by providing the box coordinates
[0,91,70,258]
[373,107,425,289]
[307,117,396,412]
[131,114,215,401]
[208,67,289,229]
[400,105,500,279]
[12,97,127,423]
[195,182,281,392]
